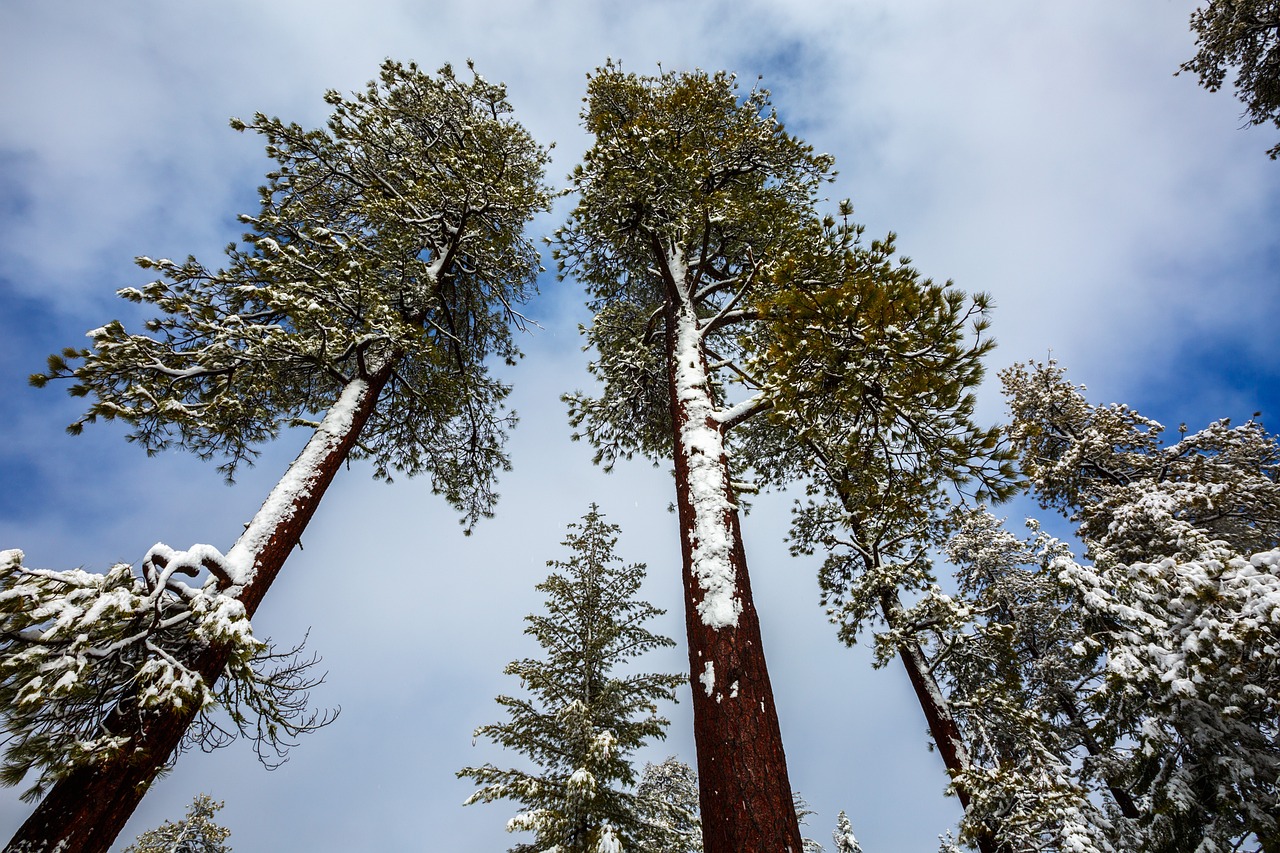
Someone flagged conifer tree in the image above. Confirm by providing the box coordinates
[1179,0,1280,159]
[911,510,1125,852]
[123,794,232,853]
[7,60,548,853]
[635,757,702,853]
[908,361,1280,852]
[999,360,1280,852]
[831,811,862,853]
[460,506,685,853]
[554,63,837,853]
[761,217,1015,852]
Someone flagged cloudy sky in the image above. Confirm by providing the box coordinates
[1,1,1278,850]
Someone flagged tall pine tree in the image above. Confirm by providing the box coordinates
[761,217,1015,852]
[554,64,835,853]
[7,60,549,853]
[460,506,685,853]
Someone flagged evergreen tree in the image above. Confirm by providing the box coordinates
[554,63,836,853]
[8,60,548,853]
[914,510,1125,852]
[1001,360,1280,852]
[831,811,863,853]
[460,506,685,853]
[909,361,1280,852]
[123,794,232,853]
[634,757,702,853]
[762,216,1015,852]
[1179,0,1280,159]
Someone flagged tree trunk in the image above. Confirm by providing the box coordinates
[661,248,803,853]
[878,590,1004,853]
[6,366,393,853]
[1054,688,1140,820]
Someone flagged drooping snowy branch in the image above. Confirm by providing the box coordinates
[0,548,331,801]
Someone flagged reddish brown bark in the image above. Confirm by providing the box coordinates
[663,299,804,853]
[5,364,392,853]
[877,591,1004,853]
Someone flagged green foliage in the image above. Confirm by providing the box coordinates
[123,793,232,853]
[556,63,836,469]
[459,506,685,853]
[763,219,1017,646]
[1003,359,1280,562]
[35,60,550,526]
[634,757,702,853]
[0,549,333,801]
[1179,0,1280,158]
[917,511,1122,852]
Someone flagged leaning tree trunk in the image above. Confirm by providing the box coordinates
[6,365,393,853]
[877,588,1013,853]
[662,252,804,853]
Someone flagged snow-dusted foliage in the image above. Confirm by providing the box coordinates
[0,549,330,801]
[793,792,827,853]
[11,60,549,853]
[554,64,833,626]
[768,220,1016,647]
[634,757,702,853]
[123,794,232,853]
[1058,544,1280,851]
[1179,0,1280,160]
[934,502,1280,851]
[553,64,831,851]
[909,510,1123,852]
[1003,360,1280,565]
[757,206,1016,853]
[459,507,685,853]
[34,60,550,527]
[831,810,863,853]
[908,361,1280,852]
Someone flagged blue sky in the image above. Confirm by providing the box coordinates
[2,1,1278,850]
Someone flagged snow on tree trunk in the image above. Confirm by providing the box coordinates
[663,251,803,853]
[5,369,390,853]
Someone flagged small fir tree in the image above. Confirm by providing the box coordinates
[634,757,702,853]
[460,506,685,853]
[123,794,231,853]
[831,811,862,853]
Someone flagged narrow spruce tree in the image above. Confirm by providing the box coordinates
[7,60,548,853]
[460,506,685,853]
[831,811,862,853]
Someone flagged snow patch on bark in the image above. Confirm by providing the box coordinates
[225,377,371,589]
[700,660,716,697]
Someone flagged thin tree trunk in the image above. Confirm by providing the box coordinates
[876,591,1002,853]
[660,247,803,853]
[1054,688,1140,820]
[6,365,393,853]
